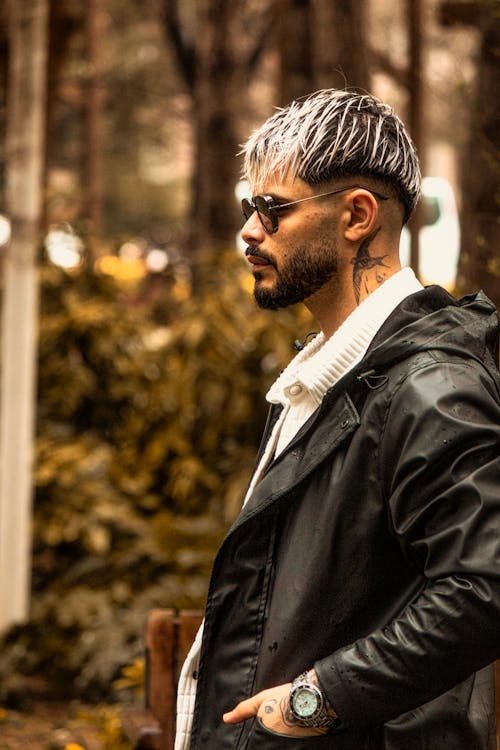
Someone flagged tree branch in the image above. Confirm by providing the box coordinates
[370,48,410,89]
[243,8,273,74]
[162,0,196,91]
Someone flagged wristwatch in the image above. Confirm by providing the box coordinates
[289,672,340,729]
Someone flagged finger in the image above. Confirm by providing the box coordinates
[223,693,263,724]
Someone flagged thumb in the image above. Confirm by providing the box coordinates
[223,692,264,724]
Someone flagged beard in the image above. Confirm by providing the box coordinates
[250,239,339,310]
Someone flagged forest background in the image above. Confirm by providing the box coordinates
[0,0,498,739]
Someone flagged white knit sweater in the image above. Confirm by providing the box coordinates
[174,268,423,749]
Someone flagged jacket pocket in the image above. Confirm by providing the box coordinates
[242,717,335,749]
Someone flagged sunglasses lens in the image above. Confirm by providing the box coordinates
[241,198,255,221]
[254,196,276,233]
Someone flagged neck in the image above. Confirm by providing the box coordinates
[305,246,402,339]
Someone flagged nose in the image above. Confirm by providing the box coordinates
[240,211,266,246]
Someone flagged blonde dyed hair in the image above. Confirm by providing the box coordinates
[242,89,421,224]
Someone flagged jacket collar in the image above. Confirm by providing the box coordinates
[267,267,423,408]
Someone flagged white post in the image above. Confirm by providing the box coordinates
[0,0,49,631]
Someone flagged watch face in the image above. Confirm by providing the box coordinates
[292,686,320,718]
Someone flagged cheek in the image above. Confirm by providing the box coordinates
[269,241,293,268]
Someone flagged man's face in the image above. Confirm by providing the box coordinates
[241,175,340,310]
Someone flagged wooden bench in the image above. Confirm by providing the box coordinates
[124,609,500,749]
[497,661,500,750]
[122,609,203,750]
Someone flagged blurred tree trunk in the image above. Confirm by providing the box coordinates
[457,0,500,307]
[192,0,241,253]
[0,0,49,632]
[0,4,8,199]
[276,0,370,105]
[313,0,370,91]
[162,0,270,256]
[275,0,313,104]
[44,2,81,222]
[84,0,104,258]
[407,0,425,279]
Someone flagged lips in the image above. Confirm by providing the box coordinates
[245,247,274,269]
[247,255,269,268]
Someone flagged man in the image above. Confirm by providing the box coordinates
[175,89,500,749]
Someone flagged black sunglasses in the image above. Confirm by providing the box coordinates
[241,185,389,234]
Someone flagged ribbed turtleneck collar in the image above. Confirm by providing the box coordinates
[267,267,423,407]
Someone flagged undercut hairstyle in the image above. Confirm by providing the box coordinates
[242,89,421,224]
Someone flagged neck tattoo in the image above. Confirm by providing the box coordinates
[351,227,388,304]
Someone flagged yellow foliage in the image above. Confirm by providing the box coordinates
[113,658,145,696]
[75,705,131,750]
[0,252,314,701]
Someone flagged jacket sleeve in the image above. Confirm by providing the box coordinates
[314,357,500,728]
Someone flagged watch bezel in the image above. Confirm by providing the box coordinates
[290,678,325,721]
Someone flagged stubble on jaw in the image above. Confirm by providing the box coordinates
[253,238,340,311]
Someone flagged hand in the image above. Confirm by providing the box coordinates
[223,682,330,737]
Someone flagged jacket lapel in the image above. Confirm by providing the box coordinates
[230,391,360,532]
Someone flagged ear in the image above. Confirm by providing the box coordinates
[343,189,379,242]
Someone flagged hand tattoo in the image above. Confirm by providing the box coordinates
[264,699,277,714]
[280,695,301,727]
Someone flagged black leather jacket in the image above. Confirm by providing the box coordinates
[189,287,500,749]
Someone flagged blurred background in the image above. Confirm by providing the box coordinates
[0,0,498,744]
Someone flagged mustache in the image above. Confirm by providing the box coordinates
[245,246,277,269]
